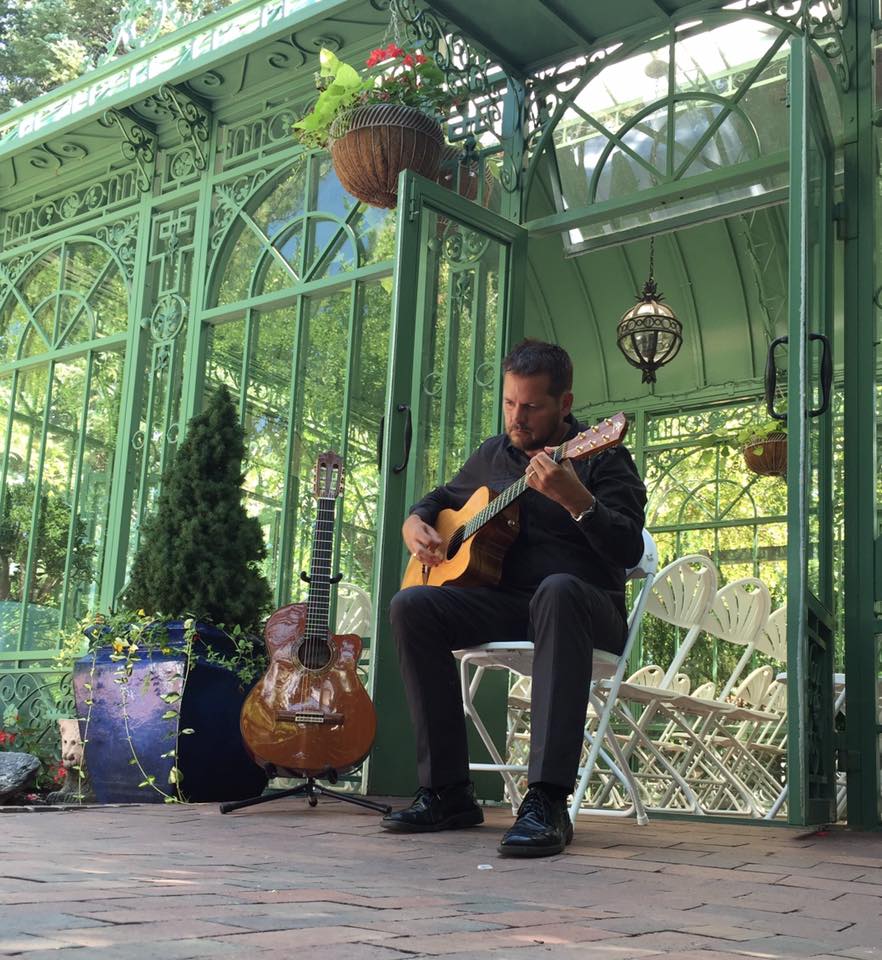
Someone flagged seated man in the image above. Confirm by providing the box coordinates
[383,339,647,857]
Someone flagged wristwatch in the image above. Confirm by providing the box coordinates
[571,498,597,523]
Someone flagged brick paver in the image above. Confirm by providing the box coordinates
[1,799,882,957]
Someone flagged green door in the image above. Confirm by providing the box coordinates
[783,36,837,826]
[367,170,527,797]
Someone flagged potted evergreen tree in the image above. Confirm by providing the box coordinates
[71,387,272,803]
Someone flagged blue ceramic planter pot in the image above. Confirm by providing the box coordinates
[72,621,267,804]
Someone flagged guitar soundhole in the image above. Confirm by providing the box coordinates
[446,526,466,561]
[298,637,333,670]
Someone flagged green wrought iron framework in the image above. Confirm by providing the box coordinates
[0,0,877,825]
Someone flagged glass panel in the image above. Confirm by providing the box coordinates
[413,213,505,499]
[19,357,88,650]
[206,309,294,591]
[805,116,826,598]
[215,158,308,306]
[0,303,31,365]
[287,291,350,602]
[550,17,794,249]
[61,349,124,621]
[340,282,392,591]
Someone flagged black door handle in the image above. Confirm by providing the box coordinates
[765,335,788,422]
[809,332,832,417]
[393,403,412,474]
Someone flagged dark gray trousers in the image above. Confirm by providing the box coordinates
[388,574,626,792]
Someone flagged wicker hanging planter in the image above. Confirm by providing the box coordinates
[329,103,444,209]
[742,433,788,478]
[436,144,495,205]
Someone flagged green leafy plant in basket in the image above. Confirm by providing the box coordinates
[736,419,788,479]
[294,45,451,208]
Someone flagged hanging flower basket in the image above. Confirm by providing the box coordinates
[436,144,495,206]
[329,104,443,209]
[742,433,788,478]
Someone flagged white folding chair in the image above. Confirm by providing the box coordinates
[455,530,658,825]
[334,582,372,637]
[646,555,719,689]
[601,554,718,815]
[700,577,772,699]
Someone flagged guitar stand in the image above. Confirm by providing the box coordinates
[219,774,392,816]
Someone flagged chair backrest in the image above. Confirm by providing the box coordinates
[729,664,775,709]
[607,530,658,679]
[334,582,372,638]
[644,555,718,687]
[754,605,787,663]
[700,577,772,699]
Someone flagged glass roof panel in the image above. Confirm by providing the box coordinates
[546,15,798,252]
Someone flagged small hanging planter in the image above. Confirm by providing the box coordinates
[329,104,443,209]
[742,432,788,478]
[436,143,495,206]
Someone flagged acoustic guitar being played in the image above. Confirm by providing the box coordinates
[240,451,376,780]
[401,413,628,590]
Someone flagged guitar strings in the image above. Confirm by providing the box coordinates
[438,416,621,556]
[451,440,566,550]
[303,495,335,688]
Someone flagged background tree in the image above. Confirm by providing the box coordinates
[124,386,272,631]
[0,481,95,603]
[0,0,232,113]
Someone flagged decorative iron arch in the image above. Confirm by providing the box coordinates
[523,6,846,212]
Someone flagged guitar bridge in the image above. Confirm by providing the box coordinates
[276,710,345,725]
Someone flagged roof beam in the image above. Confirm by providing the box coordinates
[534,0,598,48]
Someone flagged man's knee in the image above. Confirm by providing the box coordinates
[389,586,434,632]
[530,573,596,612]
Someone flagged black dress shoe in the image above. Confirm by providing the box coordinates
[497,786,574,857]
[382,783,484,833]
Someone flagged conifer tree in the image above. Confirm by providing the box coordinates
[124,386,271,631]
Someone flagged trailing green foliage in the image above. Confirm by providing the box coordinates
[124,387,272,632]
[293,45,448,149]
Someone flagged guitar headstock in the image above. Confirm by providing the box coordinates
[560,413,628,463]
[313,450,344,500]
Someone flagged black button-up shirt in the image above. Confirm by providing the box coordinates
[409,415,647,621]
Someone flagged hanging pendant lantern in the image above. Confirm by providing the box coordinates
[616,237,683,384]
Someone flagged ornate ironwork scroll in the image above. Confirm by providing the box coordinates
[387,0,512,145]
[144,85,211,172]
[99,110,156,193]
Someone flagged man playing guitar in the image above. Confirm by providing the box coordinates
[383,340,647,857]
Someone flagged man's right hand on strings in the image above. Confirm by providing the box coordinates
[402,514,444,567]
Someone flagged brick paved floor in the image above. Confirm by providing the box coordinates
[2,798,882,959]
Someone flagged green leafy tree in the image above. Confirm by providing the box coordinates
[0,480,95,603]
[124,386,272,631]
[0,0,233,113]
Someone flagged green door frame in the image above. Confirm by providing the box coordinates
[367,171,527,797]
[784,34,837,826]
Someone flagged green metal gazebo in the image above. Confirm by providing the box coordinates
[0,0,878,828]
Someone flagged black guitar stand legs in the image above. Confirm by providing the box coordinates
[219,773,392,816]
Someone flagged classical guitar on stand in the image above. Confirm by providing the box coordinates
[401,413,629,591]
[221,451,388,816]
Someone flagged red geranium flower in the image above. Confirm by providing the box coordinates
[402,54,414,67]
[415,53,427,64]
[385,43,404,58]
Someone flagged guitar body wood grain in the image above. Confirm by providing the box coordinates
[400,486,520,589]
[240,602,377,778]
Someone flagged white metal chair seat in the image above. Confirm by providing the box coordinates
[455,530,658,825]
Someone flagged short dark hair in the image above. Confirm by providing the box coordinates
[502,339,573,398]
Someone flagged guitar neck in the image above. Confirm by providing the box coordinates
[463,444,566,541]
[306,496,336,633]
